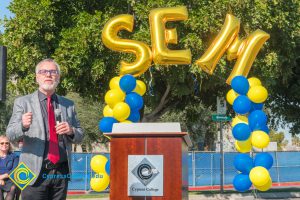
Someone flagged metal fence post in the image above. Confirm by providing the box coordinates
[275,151,280,185]
[192,151,196,186]
[211,152,213,187]
[85,155,88,191]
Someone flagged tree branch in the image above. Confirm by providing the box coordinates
[142,83,171,122]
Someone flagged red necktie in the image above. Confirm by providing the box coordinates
[47,96,60,164]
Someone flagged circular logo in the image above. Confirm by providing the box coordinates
[14,167,31,185]
[137,164,153,180]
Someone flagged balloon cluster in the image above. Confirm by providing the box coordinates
[226,76,273,192]
[90,155,110,192]
[98,74,146,133]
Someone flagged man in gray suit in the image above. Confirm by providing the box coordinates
[6,59,84,200]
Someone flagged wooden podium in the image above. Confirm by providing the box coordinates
[105,123,192,200]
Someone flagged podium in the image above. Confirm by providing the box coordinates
[105,123,192,200]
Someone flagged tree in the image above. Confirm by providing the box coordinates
[65,92,105,152]
[269,130,288,151]
[292,135,300,147]
[0,0,299,149]
[0,94,15,135]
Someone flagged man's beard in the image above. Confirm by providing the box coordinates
[38,80,59,91]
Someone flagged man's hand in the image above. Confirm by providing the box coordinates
[0,180,5,186]
[0,174,9,180]
[22,112,33,129]
[55,122,73,135]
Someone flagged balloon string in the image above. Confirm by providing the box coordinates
[191,73,199,95]
[148,66,154,96]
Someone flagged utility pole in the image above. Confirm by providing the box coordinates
[220,121,224,193]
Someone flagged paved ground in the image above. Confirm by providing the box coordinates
[67,191,300,200]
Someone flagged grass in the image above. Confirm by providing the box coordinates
[67,188,300,199]
[67,193,109,199]
[189,187,300,195]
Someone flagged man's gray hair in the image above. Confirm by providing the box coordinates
[35,58,61,74]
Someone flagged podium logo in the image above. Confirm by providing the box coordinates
[132,158,159,186]
[9,162,36,190]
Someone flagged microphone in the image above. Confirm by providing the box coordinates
[54,109,63,141]
[54,109,62,125]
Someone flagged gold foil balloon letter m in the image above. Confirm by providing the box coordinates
[101,14,152,76]
[196,14,270,84]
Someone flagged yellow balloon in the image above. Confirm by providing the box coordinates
[121,120,132,123]
[113,102,130,121]
[101,14,152,76]
[248,77,261,88]
[232,115,248,127]
[251,130,270,149]
[226,89,238,105]
[235,138,252,153]
[90,173,110,192]
[149,6,191,64]
[254,178,272,191]
[104,89,125,108]
[103,105,113,117]
[133,80,147,96]
[109,76,121,90]
[249,166,270,186]
[247,85,268,103]
[90,155,108,174]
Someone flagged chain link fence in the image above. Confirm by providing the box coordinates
[68,151,300,191]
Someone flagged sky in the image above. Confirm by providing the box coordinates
[0,0,294,144]
[0,0,14,33]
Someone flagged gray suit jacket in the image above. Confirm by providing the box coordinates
[6,90,84,185]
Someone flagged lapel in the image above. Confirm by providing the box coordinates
[30,91,45,140]
[57,95,67,122]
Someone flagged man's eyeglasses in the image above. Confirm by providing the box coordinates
[0,142,9,145]
[37,69,59,76]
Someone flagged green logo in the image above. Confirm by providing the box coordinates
[9,162,36,190]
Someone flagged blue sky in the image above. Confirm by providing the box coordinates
[0,0,14,33]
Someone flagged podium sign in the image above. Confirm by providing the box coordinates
[128,155,163,196]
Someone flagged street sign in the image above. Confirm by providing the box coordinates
[217,97,226,115]
[212,114,231,122]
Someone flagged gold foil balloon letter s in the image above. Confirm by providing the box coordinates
[149,6,191,65]
[101,14,152,76]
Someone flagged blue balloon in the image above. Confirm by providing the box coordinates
[259,124,270,133]
[125,92,144,111]
[249,110,267,130]
[234,153,254,174]
[120,74,137,93]
[250,103,264,112]
[233,174,252,192]
[98,117,117,133]
[232,123,251,141]
[251,123,269,134]
[231,76,250,95]
[127,111,140,122]
[254,152,273,170]
[105,161,110,175]
[233,95,251,114]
